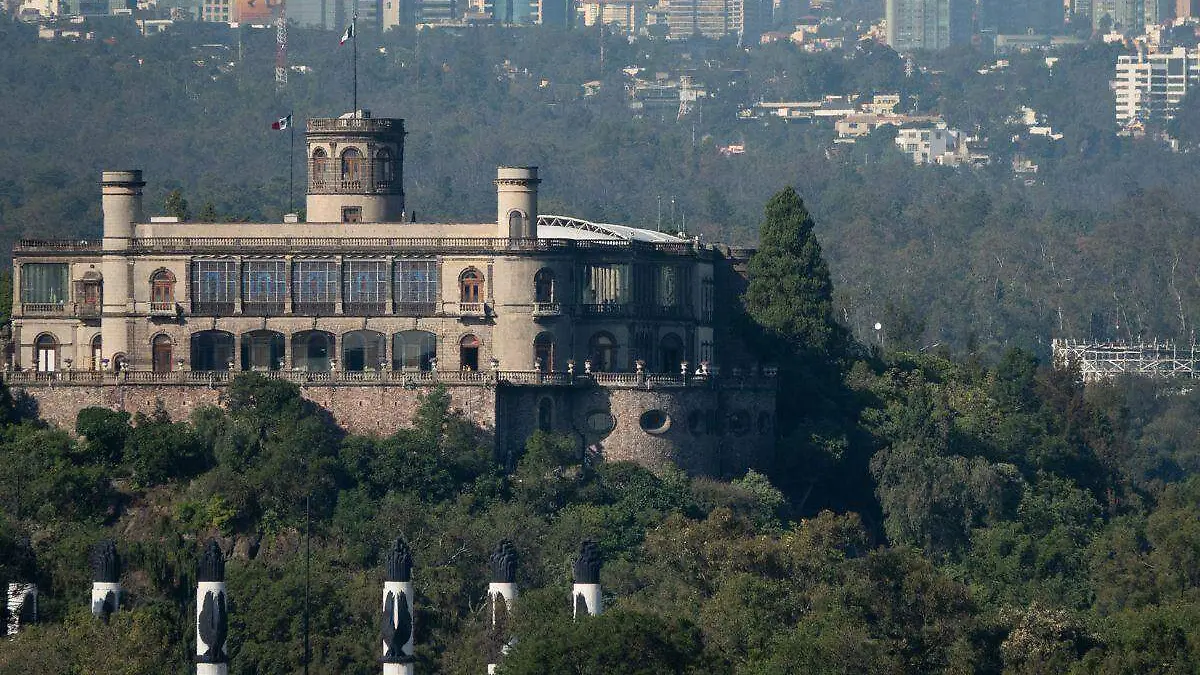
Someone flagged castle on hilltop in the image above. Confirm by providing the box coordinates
[6,111,775,475]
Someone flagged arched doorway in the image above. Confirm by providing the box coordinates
[342,330,386,371]
[150,269,175,310]
[35,333,57,372]
[241,331,284,371]
[392,330,437,371]
[460,268,483,303]
[190,331,234,371]
[533,332,555,371]
[588,332,616,372]
[152,334,173,373]
[659,333,684,373]
[311,148,329,189]
[293,331,334,372]
[90,334,102,371]
[341,147,364,189]
[459,334,480,371]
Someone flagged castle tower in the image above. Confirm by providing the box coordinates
[306,111,406,223]
[487,540,518,674]
[494,166,539,239]
[571,540,602,618]
[195,541,229,675]
[90,540,120,621]
[100,170,144,369]
[381,538,415,675]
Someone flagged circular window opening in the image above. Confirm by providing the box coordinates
[639,409,671,434]
[586,411,616,434]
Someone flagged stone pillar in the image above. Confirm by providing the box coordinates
[284,256,294,315]
[487,540,518,675]
[5,582,37,637]
[90,539,120,621]
[195,541,228,675]
[381,538,415,675]
[571,540,602,618]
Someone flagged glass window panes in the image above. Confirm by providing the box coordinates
[582,264,630,304]
[192,260,237,304]
[293,260,339,304]
[393,330,437,370]
[395,260,438,304]
[21,264,68,304]
[243,260,286,303]
[344,260,387,303]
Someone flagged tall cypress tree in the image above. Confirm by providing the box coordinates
[743,186,840,359]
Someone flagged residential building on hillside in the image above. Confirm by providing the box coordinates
[1112,47,1200,131]
[1093,0,1145,34]
[665,0,770,39]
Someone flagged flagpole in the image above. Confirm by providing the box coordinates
[289,112,295,214]
[352,11,358,115]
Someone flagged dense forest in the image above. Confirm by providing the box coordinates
[1,187,1199,673]
[2,17,1200,357]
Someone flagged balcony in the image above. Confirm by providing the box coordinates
[242,302,285,316]
[532,302,563,318]
[77,303,101,319]
[344,301,387,316]
[21,302,66,316]
[581,303,627,318]
[191,302,235,316]
[148,301,178,317]
[293,302,336,316]
[395,301,437,317]
[458,302,486,317]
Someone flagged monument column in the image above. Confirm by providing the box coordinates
[195,541,229,675]
[381,538,415,675]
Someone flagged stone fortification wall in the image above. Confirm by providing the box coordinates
[13,383,496,438]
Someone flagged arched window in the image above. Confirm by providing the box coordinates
[376,148,394,187]
[460,334,480,371]
[659,333,684,374]
[292,331,334,372]
[152,334,173,373]
[508,209,526,238]
[342,330,386,371]
[534,268,555,304]
[393,330,437,371]
[190,330,234,371]
[588,332,616,373]
[341,147,364,188]
[241,330,285,371]
[90,334,102,371]
[35,333,58,372]
[80,270,102,311]
[460,268,483,303]
[533,332,555,371]
[311,148,329,188]
[151,269,176,310]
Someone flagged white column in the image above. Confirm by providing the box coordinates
[571,583,602,618]
[5,583,37,637]
[91,581,120,618]
[196,580,228,675]
[382,580,415,675]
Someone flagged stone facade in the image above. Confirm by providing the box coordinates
[7,109,774,477]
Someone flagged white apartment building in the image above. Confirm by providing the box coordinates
[1112,47,1200,130]
[581,0,645,32]
[894,123,964,164]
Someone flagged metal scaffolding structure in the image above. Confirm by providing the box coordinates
[1052,339,1200,382]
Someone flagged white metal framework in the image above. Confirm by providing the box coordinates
[1052,339,1200,382]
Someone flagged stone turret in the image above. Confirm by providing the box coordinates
[100,170,144,368]
[494,166,539,239]
[306,111,406,223]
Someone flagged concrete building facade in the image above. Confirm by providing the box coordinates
[7,110,775,477]
[1112,47,1200,130]
[885,0,972,52]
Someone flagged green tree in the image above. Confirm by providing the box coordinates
[164,188,190,222]
[743,186,840,359]
[74,407,131,465]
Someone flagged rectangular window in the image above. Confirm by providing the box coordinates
[242,260,286,307]
[342,206,362,223]
[191,259,237,314]
[395,259,438,314]
[343,259,387,314]
[581,264,630,309]
[293,259,338,314]
[20,263,68,306]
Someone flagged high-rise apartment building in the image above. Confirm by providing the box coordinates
[1112,47,1200,129]
[1178,0,1200,18]
[885,0,972,52]
[980,0,1063,33]
[666,0,768,39]
[1093,0,1144,33]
